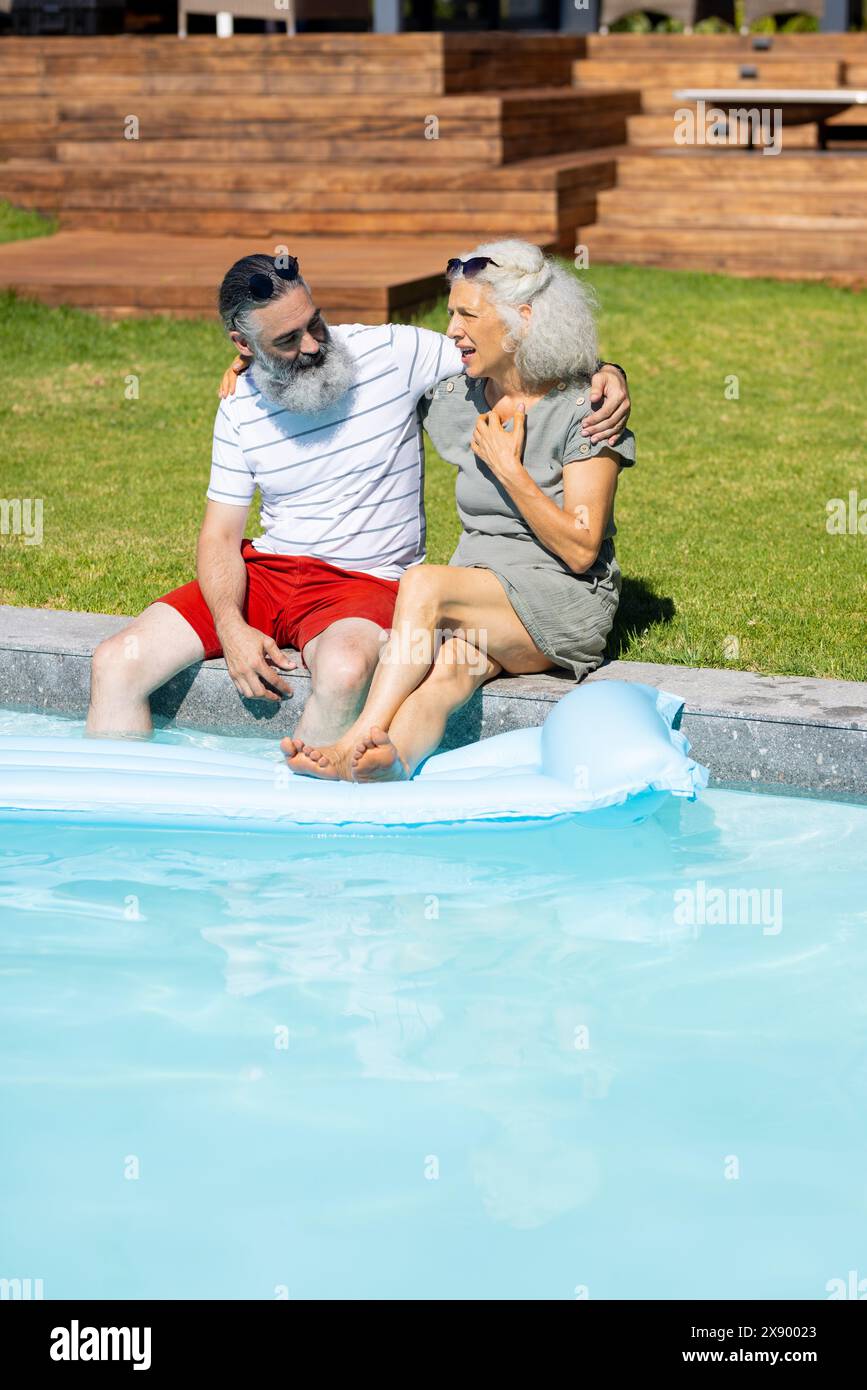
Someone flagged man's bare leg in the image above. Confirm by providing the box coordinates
[86,603,206,738]
[90,607,385,743]
[349,637,501,782]
[285,617,387,748]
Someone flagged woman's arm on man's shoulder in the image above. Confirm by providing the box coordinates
[219,354,251,398]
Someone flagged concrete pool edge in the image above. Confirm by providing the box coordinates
[0,604,865,797]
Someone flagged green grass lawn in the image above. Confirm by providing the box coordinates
[0,245,864,680]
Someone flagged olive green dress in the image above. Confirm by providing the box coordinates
[419,373,635,679]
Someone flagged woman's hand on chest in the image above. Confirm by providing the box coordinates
[471,403,527,483]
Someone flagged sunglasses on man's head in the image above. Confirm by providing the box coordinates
[246,256,301,302]
[446,256,500,280]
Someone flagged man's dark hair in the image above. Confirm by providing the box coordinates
[217,253,310,339]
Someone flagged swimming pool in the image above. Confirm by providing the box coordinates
[1,708,865,1300]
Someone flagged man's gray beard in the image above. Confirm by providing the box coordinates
[250,328,356,414]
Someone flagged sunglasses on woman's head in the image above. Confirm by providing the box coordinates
[247,256,301,302]
[446,256,500,280]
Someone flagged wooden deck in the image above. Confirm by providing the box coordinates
[0,31,865,313]
[0,230,462,321]
[0,33,634,316]
[573,32,867,284]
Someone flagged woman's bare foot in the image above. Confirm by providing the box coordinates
[280,736,348,780]
[350,726,410,783]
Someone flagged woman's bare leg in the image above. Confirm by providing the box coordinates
[283,566,549,779]
[349,636,502,782]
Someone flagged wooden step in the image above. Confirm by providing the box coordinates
[51,86,631,128]
[0,228,470,321]
[0,32,585,94]
[53,186,553,215]
[575,58,842,89]
[575,221,866,279]
[0,70,447,97]
[613,151,867,186]
[0,152,618,196]
[586,34,867,60]
[54,137,491,164]
[51,124,633,168]
[52,184,559,213]
[55,209,565,242]
[47,89,637,166]
[595,186,867,225]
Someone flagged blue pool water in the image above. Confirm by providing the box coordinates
[1,709,866,1300]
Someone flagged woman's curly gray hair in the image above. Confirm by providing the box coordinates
[447,239,598,389]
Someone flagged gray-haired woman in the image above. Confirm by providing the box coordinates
[284,238,636,782]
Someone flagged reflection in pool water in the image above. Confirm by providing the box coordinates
[0,720,865,1298]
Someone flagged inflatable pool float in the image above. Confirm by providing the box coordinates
[0,682,707,832]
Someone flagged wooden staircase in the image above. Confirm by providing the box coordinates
[0,30,864,313]
[0,150,618,248]
[579,151,867,281]
[572,33,867,284]
[575,35,867,148]
[0,32,642,316]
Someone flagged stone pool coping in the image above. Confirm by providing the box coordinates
[0,604,865,796]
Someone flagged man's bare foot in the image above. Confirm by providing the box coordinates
[350,726,410,783]
[280,736,345,780]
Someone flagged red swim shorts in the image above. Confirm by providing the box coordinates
[155,540,399,663]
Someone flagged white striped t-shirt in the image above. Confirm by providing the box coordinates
[208,323,464,580]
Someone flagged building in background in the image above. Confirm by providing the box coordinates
[3,1,864,38]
